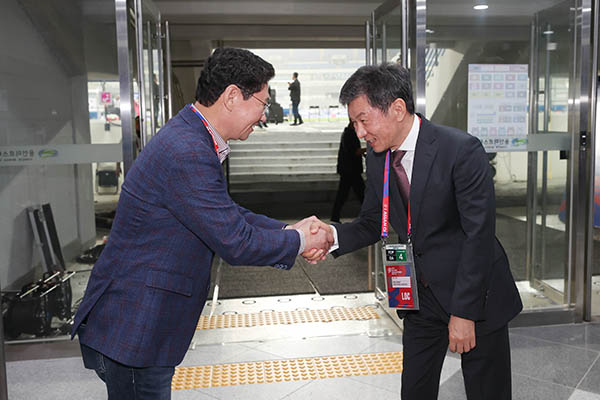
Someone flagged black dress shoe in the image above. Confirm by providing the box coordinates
[290,123,298,126]
[297,121,303,125]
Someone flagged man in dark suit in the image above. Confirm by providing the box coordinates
[73,48,332,399]
[331,121,365,223]
[330,64,522,399]
[288,72,303,125]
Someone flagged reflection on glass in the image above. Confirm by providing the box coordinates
[88,81,123,145]
[425,0,571,311]
[594,84,600,316]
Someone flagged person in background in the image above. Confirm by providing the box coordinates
[73,48,333,400]
[288,72,303,125]
[330,120,365,223]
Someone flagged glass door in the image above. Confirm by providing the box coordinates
[525,1,572,309]
[368,0,426,307]
[136,0,164,147]
[424,0,596,322]
[116,0,168,174]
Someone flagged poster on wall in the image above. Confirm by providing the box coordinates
[467,64,528,152]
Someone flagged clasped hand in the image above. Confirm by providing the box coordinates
[286,216,334,264]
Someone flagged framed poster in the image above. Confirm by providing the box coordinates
[467,64,528,151]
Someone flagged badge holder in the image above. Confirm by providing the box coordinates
[381,243,419,310]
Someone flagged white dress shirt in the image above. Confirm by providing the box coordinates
[329,114,421,252]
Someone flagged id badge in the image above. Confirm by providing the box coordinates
[381,243,419,310]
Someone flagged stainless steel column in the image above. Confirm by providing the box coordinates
[165,20,173,120]
[136,0,148,148]
[372,12,377,65]
[587,0,599,321]
[147,21,156,138]
[365,21,371,65]
[540,23,553,282]
[0,279,8,400]
[526,18,539,286]
[401,0,409,68]
[382,23,387,62]
[570,0,594,321]
[412,0,426,116]
[115,0,136,175]
[157,18,165,127]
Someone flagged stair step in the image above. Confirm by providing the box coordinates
[230,180,340,193]
[230,141,338,150]
[230,164,335,174]
[230,149,338,158]
[229,172,339,183]
[230,155,337,164]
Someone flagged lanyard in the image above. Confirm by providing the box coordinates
[189,104,219,155]
[380,116,420,244]
[380,150,411,243]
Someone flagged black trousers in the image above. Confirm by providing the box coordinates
[331,174,365,222]
[400,282,512,400]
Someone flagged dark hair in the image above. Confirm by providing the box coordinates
[293,72,298,78]
[195,48,275,106]
[339,63,414,114]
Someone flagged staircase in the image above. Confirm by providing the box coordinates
[228,122,348,193]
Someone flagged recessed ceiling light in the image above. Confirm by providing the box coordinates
[543,30,554,35]
[473,4,489,10]
[426,29,435,34]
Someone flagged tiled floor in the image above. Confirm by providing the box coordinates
[5,293,600,400]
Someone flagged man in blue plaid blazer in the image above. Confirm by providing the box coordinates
[73,48,332,399]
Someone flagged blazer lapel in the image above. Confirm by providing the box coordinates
[410,115,438,237]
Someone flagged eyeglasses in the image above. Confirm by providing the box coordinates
[250,94,271,114]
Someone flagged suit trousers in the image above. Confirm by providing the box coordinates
[80,334,175,400]
[400,282,512,400]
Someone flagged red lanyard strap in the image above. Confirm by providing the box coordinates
[381,150,411,242]
[189,105,219,155]
[380,116,421,243]
[381,150,391,240]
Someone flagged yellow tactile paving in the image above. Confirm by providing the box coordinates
[172,351,403,390]
[196,306,380,330]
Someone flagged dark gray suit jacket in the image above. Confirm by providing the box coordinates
[333,115,522,334]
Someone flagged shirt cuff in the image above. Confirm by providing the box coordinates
[295,229,306,255]
[329,225,340,253]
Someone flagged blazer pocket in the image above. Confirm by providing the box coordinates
[145,269,193,297]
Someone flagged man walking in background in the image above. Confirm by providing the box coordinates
[288,72,303,125]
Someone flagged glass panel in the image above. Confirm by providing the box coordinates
[372,3,403,303]
[1,0,165,345]
[426,0,571,311]
[140,12,158,142]
[0,0,121,342]
[594,60,600,316]
[530,2,571,307]
[378,7,402,63]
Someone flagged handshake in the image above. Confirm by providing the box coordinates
[285,216,335,264]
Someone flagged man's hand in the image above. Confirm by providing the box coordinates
[448,315,476,354]
[288,216,334,264]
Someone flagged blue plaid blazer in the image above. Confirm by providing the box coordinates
[73,106,300,367]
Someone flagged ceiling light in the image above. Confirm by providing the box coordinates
[473,4,489,10]
[543,30,554,35]
[426,29,435,34]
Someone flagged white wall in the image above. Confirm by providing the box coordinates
[0,0,95,288]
